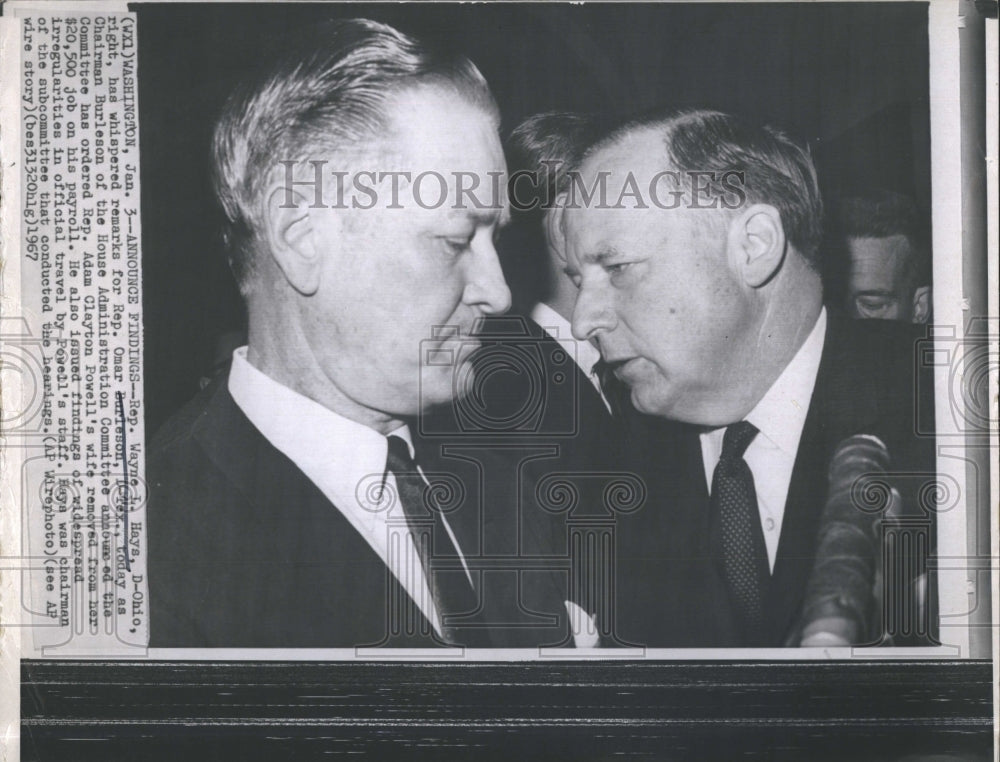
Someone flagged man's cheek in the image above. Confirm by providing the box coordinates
[639,362,674,403]
[418,353,457,402]
[630,378,660,415]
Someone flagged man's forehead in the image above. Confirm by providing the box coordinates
[579,127,668,182]
[563,208,622,264]
[848,234,912,260]
[848,235,912,275]
[846,239,916,299]
[383,87,503,166]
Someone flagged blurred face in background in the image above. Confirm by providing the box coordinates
[845,234,929,323]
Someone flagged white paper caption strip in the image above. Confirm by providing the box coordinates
[17,11,147,655]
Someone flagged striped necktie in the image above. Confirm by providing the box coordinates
[385,435,476,644]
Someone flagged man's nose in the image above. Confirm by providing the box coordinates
[463,242,512,315]
[571,283,617,341]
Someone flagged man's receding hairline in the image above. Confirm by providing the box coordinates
[580,123,672,177]
[385,78,500,114]
[406,83,497,127]
[846,233,918,265]
[847,232,915,249]
[351,81,500,164]
[847,233,920,284]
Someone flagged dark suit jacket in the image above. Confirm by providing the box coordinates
[147,373,574,648]
[611,316,937,648]
[418,315,643,644]
[421,315,624,454]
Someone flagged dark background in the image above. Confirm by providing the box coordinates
[137,1,931,435]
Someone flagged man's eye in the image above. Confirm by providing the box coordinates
[606,262,632,277]
[444,236,473,254]
[562,267,581,288]
[855,296,893,314]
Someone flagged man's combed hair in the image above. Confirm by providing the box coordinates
[834,189,923,241]
[594,109,824,268]
[211,17,499,295]
[501,112,605,311]
[506,112,605,216]
[829,188,930,288]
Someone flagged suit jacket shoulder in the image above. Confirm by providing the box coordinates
[610,316,935,648]
[148,373,576,649]
[810,316,933,449]
[147,376,434,648]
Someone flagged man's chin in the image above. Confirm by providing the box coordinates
[629,381,676,419]
[630,386,657,416]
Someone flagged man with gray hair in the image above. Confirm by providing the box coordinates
[562,109,935,647]
[147,19,574,648]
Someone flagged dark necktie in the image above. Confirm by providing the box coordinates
[385,435,476,644]
[591,359,631,419]
[710,421,770,645]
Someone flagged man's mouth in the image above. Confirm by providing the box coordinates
[433,324,478,346]
[606,357,639,380]
[422,328,480,371]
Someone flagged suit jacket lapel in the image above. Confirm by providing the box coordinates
[191,379,438,647]
[414,433,574,648]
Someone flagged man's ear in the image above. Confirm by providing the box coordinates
[262,184,325,296]
[911,285,931,324]
[726,203,786,288]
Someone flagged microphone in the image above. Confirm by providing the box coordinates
[796,434,894,647]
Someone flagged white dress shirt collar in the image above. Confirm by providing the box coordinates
[227,347,439,631]
[700,308,827,570]
[228,346,414,525]
[744,307,828,460]
[227,345,595,647]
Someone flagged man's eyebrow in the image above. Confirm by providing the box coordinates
[853,289,895,298]
[590,246,624,264]
[450,207,507,227]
